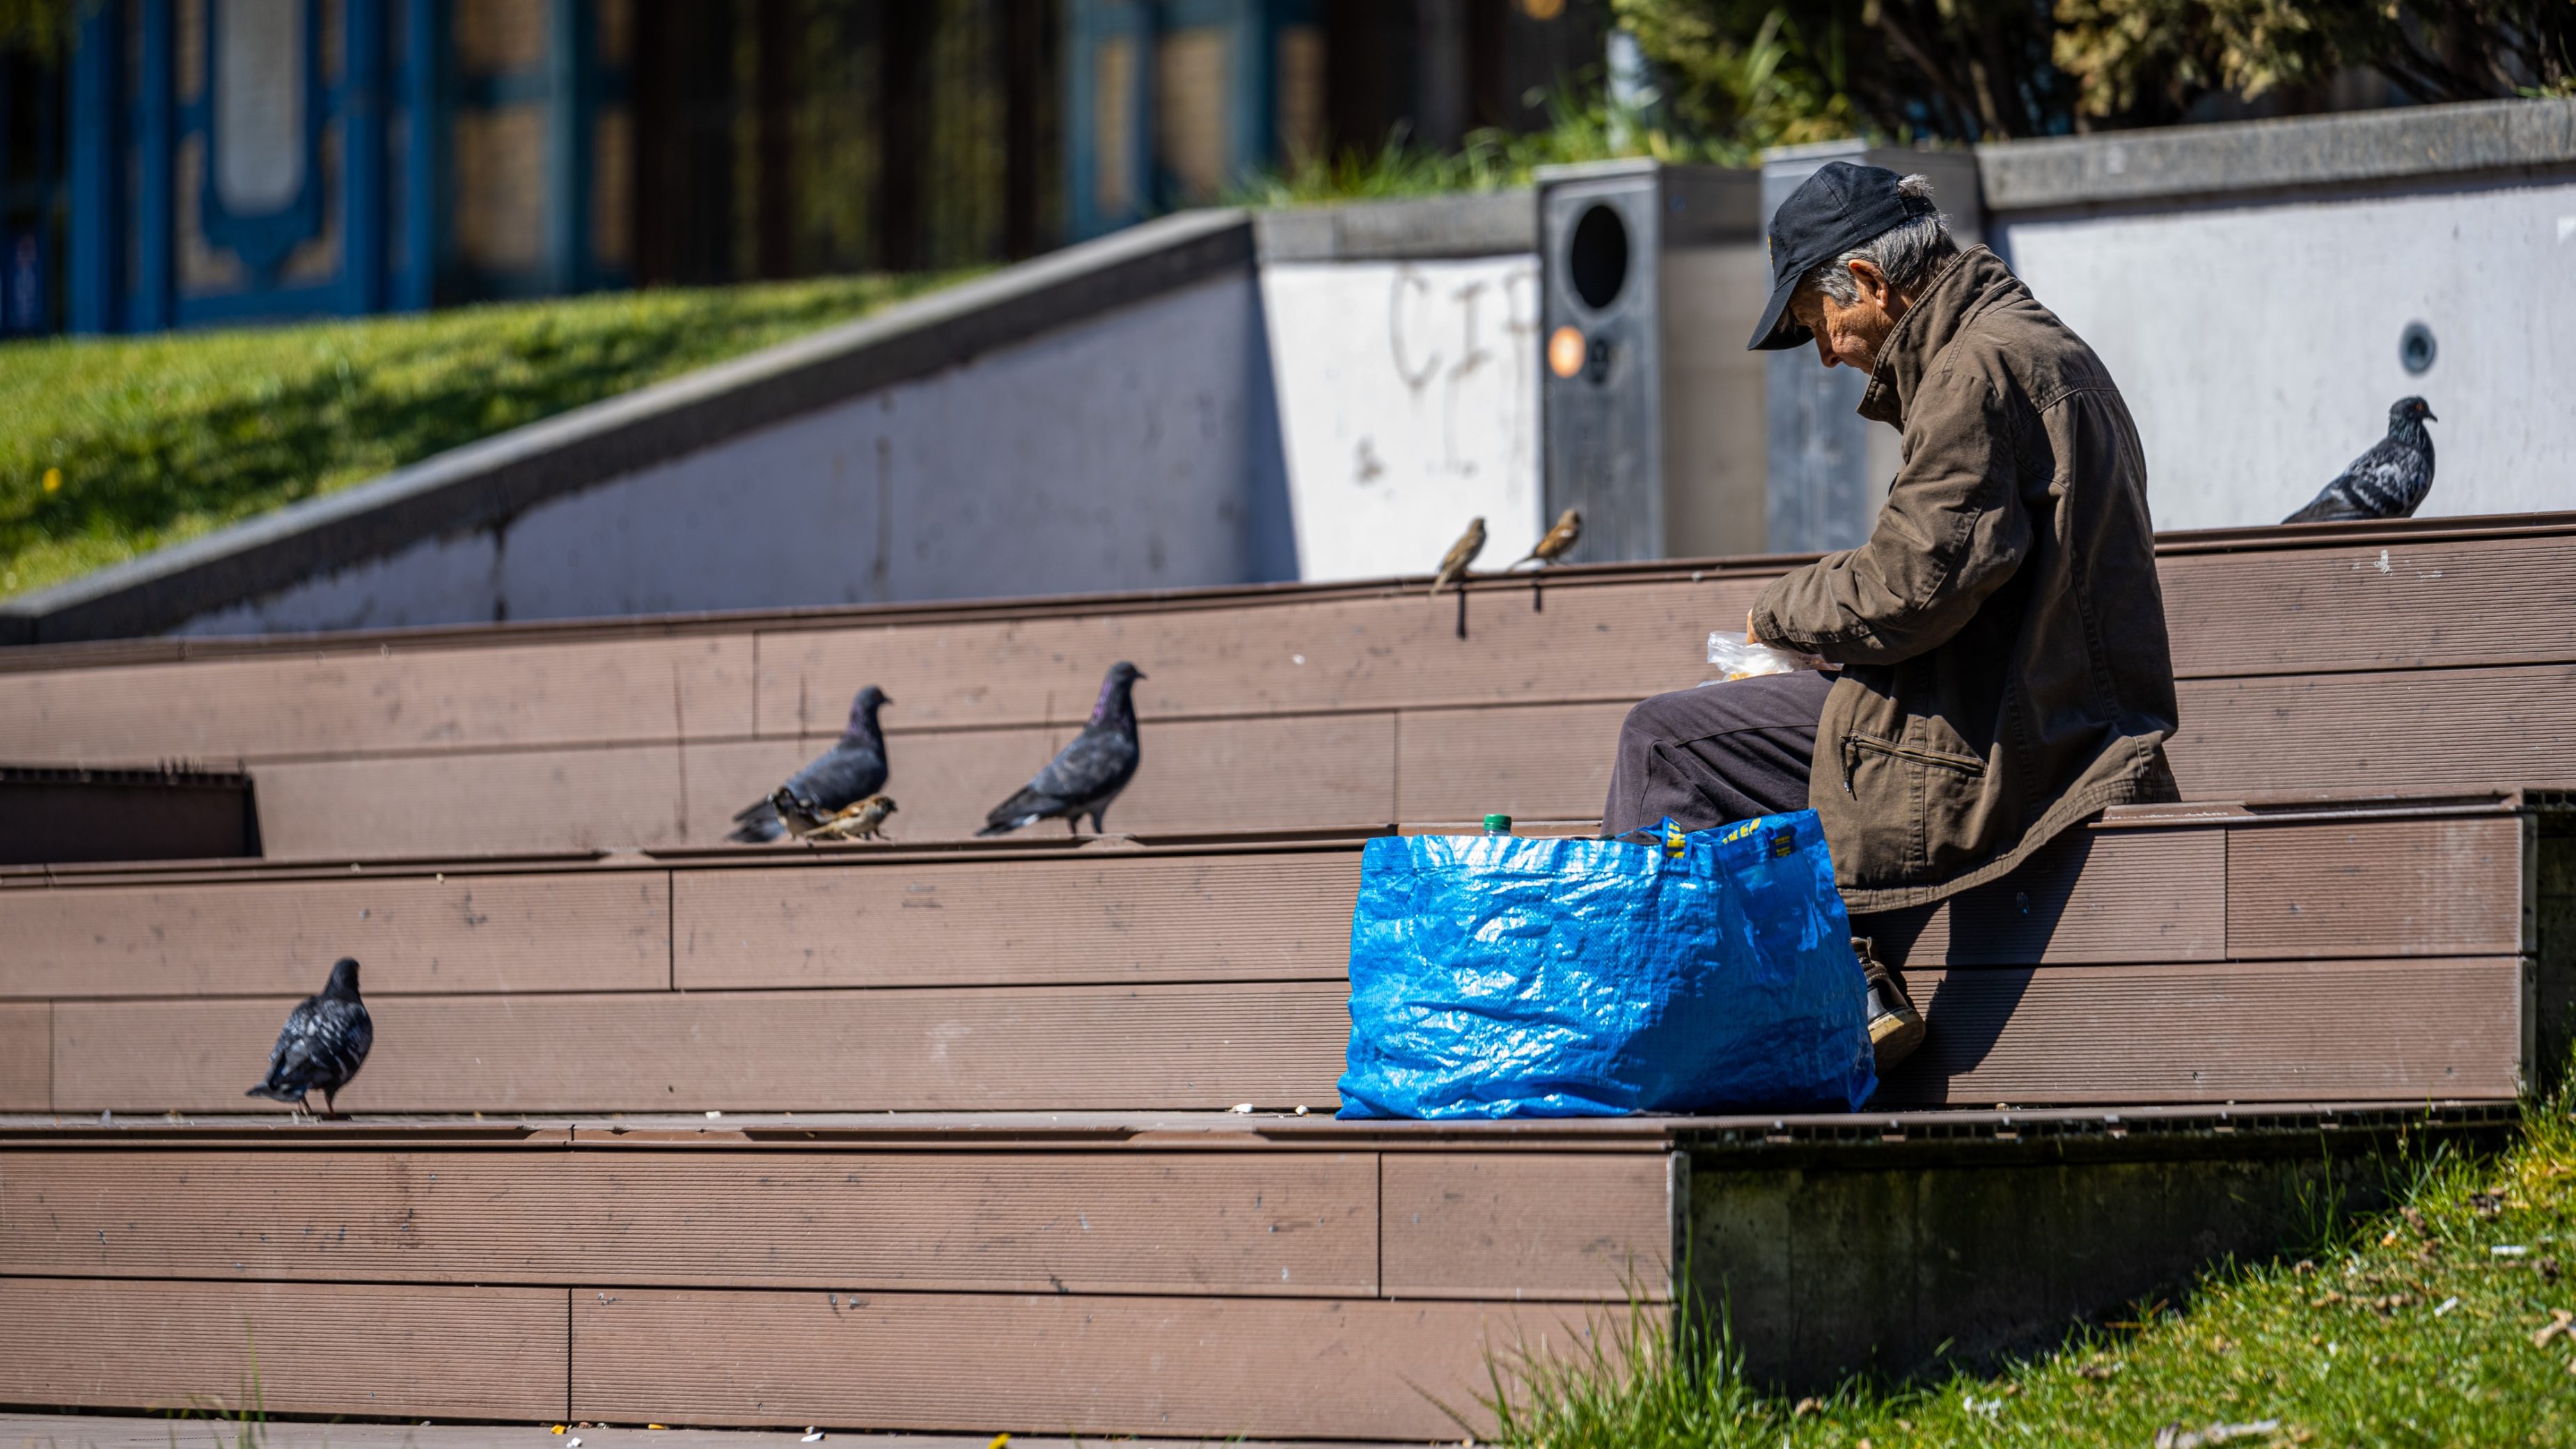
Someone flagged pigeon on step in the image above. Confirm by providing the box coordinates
[978,662,1146,836]
[730,686,891,843]
[2284,397,2436,524]
[246,957,374,1120]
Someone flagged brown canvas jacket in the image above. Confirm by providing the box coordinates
[1748,245,2180,912]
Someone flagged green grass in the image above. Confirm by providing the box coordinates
[1486,1088,2576,1448]
[1232,84,1750,208]
[0,272,971,600]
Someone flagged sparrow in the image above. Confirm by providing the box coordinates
[1429,517,1486,595]
[1509,508,1582,569]
[808,794,897,842]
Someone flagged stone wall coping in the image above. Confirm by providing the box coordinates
[1977,96,2576,212]
[1252,189,1537,262]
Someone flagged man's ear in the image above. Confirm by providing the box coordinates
[1844,258,1892,309]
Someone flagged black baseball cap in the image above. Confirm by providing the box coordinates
[1746,161,1927,352]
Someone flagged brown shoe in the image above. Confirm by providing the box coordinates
[1853,936,1926,1072]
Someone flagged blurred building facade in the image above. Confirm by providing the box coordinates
[13,0,1605,335]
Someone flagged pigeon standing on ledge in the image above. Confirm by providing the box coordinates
[2284,397,2436,524]
[979,662,1146,836]
[247,957,374,1120]
[730,685,891,843]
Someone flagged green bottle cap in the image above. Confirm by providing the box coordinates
[1483,814,1512,833]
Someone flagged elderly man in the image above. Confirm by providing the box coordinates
[1600,162,2180,1071]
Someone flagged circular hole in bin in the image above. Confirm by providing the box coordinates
[1569,203,1631,312]
[2399,321,2437,375]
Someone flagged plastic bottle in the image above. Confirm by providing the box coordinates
[1483,813,1512,835]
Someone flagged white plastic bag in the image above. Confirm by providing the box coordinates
[1704,630,1826,683]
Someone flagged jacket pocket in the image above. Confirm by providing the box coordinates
[1843,733,1988,783]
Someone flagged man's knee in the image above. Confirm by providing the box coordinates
[1619,689,1709,745]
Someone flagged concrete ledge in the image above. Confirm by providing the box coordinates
[1253,189,1536,261]
[0,210,1257,648]
[1979,96,2576,211]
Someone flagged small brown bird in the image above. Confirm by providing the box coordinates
[1429,517,1486,595]
[808,794,897,842]
[1509,508,1582,569]
[768,787,833,839]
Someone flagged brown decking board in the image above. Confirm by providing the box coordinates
[2226,815,2529,959]
[52,982,1355,1114]
[673,851,1360,989]
[0,634,754,765]
[249,745,694,856]
[0,870,671,999]
[1875,957,2528,1105]
[0,1004,44,1110]
[0,1149,1383,1297]
[2160,531,2576,679]
[1379,1151,1675,1300]
[570,1287,1618,1440]
[1899,826,2227,966]
[871,712,1401,841]
[2172,665,2576,801]
[0,1276,570,1420]
[40,957,2529,1115]
[1394,700,1633,822]
[748,579,1761,736]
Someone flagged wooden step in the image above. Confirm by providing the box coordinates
[2,799,2559,1115]
[0,1113,1672,1439]
[3,517,2571,854]
[0,1102,2513,1433]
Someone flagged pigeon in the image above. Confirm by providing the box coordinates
[729,685,891,843]
[1429,517,1486,595]
[807,793,897,842]
[246,957,374,1120]
[2284,397,2437,524]
[978,662,1146,836]
[1509,507,1582,569]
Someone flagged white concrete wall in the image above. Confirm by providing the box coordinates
[1259,257,1545,580]
[1998,177,2576,530]
[180,275,1290,634]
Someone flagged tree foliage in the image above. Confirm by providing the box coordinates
[1617,0,2576,143]
[2055,0,2575,120]
[0,0,83,59]
[1617,0,2074,141]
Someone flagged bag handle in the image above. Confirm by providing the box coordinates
[1610,817,1691,859]
[1614,817,1807,861]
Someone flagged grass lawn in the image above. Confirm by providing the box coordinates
[1492,1084,2576,1448]
[0,272,969,600]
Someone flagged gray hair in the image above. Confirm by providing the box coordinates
[1802,174,1960,304]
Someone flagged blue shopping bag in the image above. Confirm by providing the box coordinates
[1337,812,1876,1118]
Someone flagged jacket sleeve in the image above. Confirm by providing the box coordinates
[1750,361,2032,666]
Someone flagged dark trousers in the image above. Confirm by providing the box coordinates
[1600,669,1835,840]
[1600,668,1936,968]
